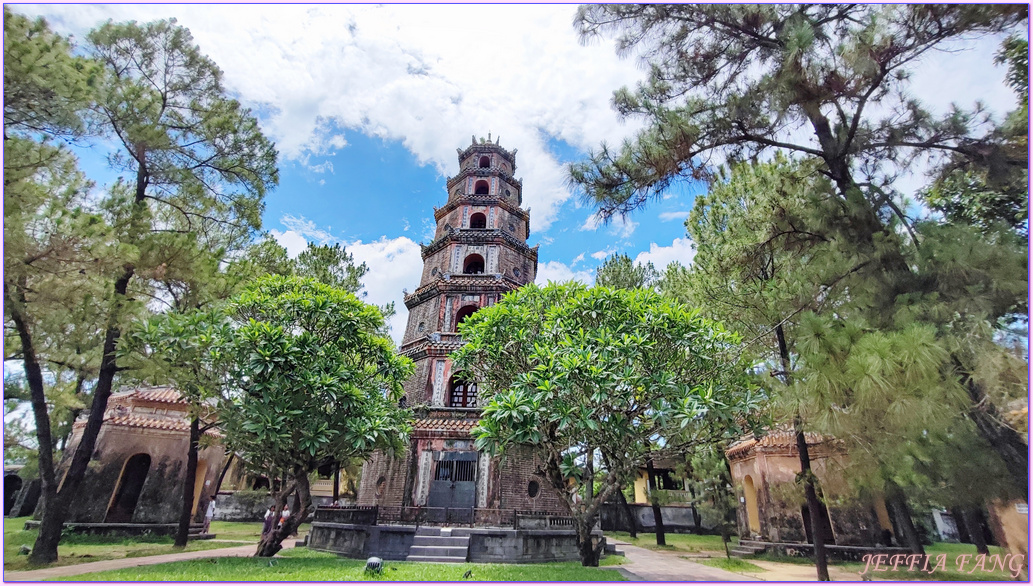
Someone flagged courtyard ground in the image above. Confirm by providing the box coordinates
[3,517,265,572]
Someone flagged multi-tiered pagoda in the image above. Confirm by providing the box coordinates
[356,136,566,524]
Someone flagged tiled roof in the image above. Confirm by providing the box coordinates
[725,430,826,458]
[110,387,186,405]
[412,418,480,433]
[87,414,223,438]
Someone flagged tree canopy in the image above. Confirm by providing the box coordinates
[216,275,413,556]
[453,282,760,565]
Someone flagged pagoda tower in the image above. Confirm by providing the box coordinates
[356,135,566,523]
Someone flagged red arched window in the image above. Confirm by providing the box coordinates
[470,212,486,229]
[449,378,478,408]
[474,180,489,195]
[478,156,490,168]
[463,254,484,274]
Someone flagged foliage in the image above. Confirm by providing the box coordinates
[3,7,100,140]
[572,4,1029,496]
[3,10,281,565]
[453,282,760,565]
[215,275,413,555]
[571,4,1026,221]
[293,242,367,294]
[594,253,659,291]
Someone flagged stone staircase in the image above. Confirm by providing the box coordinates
[405,526,470,563]
[728,539,768,558]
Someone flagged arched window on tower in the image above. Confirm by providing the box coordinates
[474,180,489,195]
[454,305,478,330]
[463,254,484,275]
[448,377,478,408]
[469,212,486,229]
[478,156,490,168]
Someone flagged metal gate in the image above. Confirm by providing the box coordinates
[426,452,477,524]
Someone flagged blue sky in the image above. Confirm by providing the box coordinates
[18,4,1019,343]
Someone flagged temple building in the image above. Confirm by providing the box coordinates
[51,387,224,529]
[355,136,567,523]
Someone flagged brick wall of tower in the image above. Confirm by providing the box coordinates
[401,296,442,342]
[401,356,433,405]
[418,249,453,285]
[498,247,537,284]
[496,447,568,515]
[356,446,412,507]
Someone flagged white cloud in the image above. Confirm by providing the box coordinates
[20,4,650,233]
[267,214,422,345]
[634,238,696,270]
[580,214,602,232]
[306,160,334,174]
[571,253,585,265]
[658,211,691,222]
[580,213,637,238]
[345,236,424,345]
[270,229,310,258]
[535,261,594,286]
[590,248,615,261]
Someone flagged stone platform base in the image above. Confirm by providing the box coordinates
[307,522,603,563]
[23,521,215,540]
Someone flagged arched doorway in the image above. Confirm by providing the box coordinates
[469,212,486,229]
[463,254,484,274]
[743,475,761,534]
[105,454,151,523]
[478,156,490,168]
[474,180,489,195]
[5,474,23,516]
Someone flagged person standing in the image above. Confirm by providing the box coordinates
[203,497,217,534]
[262,505,276,537]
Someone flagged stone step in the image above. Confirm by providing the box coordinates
[412,535,470,548]
[405,555,469,564]
[729,546,764,558]
[408,545,470,558]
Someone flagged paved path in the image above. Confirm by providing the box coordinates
[737,558,861,581]
[4,541,295,582]
[611,541,753,582]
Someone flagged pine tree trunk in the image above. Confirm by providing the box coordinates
[5,282,60,565]
[795,419,830,581]
[774,324,829,581]
[645,457,666,546]
[961,507,990,555]
[175,416,201,548]
[886,486,924,556]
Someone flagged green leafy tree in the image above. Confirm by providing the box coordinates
[120,309,228,547]
[666,156,857,577]
[594,252,666,544]
[293,242,367,293]
[571,4,1028,497]
[594,253,659,291]
[453,283,761,566]
[14,17,278,565]
[215,276,413,557]
[3,7,99,140]
[924,34,1029,239]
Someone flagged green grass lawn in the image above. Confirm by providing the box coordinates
[56,548,627,581]
[694,557,765,574]
[603,531,737,553]
[3,517,262,572]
